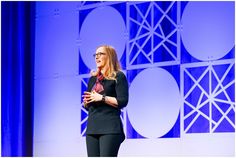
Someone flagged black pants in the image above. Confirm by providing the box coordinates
[86,134,125,157]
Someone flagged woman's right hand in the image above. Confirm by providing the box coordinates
[82,91,103,107]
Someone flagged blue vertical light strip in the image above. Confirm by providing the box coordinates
[1,1,35,156]
[18,3,24,154]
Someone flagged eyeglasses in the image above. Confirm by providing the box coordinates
[93,52,106,58]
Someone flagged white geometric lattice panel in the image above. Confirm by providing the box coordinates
[181,59,235,133]
[128,1,180,68]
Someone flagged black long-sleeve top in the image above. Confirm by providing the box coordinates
[85,71,129,134]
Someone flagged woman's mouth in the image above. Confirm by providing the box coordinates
[96,60,102,66]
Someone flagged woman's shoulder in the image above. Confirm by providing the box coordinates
[88,74,96,79]
[116,70,126,79]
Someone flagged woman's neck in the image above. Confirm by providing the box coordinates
[100,66,108,75]
[100,69,106,76]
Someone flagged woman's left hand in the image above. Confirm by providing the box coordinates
[82,90,102,104]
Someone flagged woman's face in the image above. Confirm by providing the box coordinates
[94,47,107,70]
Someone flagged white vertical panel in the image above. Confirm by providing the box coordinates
[35,2,79,78]
[34,2,84,156]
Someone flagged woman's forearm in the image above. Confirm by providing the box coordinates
[104,96,118,108]
[83,91,119,108]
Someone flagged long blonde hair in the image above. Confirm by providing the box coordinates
[91,45,121,80]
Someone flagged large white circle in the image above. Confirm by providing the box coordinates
[80,6,126,69]
[181,2,234,61]
[127,68,181,138]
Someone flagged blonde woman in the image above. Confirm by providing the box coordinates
[82,45,129,157]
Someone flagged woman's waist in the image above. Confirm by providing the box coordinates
[88,105,121,116]
[88,113,121,121]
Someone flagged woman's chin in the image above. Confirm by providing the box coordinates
[96,65,102,69]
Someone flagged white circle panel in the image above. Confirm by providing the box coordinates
[181,2,234,61]
[127,68,181,138]
[80,6,126,69]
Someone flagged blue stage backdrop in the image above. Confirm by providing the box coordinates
[33,1,235,156]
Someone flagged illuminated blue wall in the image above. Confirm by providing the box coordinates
[34,1,235,156]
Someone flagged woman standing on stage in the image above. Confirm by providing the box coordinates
[82,45,129,157]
